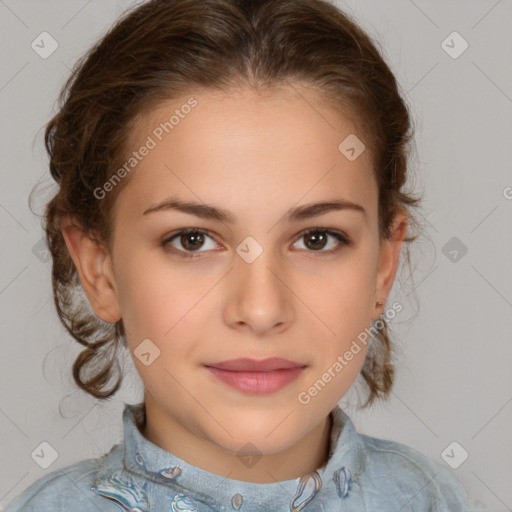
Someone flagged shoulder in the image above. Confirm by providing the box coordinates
[2,445,123,512]
[356,434,482,511]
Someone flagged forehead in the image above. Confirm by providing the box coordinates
[115,85,377,222]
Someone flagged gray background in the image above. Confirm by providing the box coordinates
[1,0,511,509]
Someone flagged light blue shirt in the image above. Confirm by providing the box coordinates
[3,402,485,511]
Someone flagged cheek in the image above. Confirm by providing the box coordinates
[115,251,218,351]
[303,246,378,376]
[313,249,378,329]
[112,248,174,336]
[116,261,206,390]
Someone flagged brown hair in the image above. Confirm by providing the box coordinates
[40,0,422,407]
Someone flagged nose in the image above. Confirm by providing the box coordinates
[222,244,294,336]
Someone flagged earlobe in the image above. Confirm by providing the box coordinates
[374,211,408,315]
[61,215,122,323]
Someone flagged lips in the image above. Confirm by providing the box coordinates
[204,357,305,372]
[203,358,307,395]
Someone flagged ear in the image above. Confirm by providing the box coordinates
[61,215,121,323]
[373,210,408,320]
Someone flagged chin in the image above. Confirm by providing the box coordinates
[204,411,305,454]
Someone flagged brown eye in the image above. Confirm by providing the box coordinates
[303,230,328,251]
[179,231,205,251]
[293,228,350,254]
[162,228,219,258]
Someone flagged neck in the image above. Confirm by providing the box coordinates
[140,394,333,483]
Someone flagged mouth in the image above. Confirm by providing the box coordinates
[203,357,307,395]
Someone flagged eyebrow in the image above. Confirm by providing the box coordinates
[142,197,367,223]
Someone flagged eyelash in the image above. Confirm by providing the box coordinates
[161,227,351,259]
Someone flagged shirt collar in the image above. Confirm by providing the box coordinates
[121,401,364,509]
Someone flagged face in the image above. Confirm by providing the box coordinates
[63,84,406,478]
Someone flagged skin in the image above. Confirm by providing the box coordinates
[61,84,407,483]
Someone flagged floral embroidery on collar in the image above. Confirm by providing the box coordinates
[91,473,149,511]
[170,493,200,511]
[290,471,322,511]
[136,451,183,482]
[333,466,352,498]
